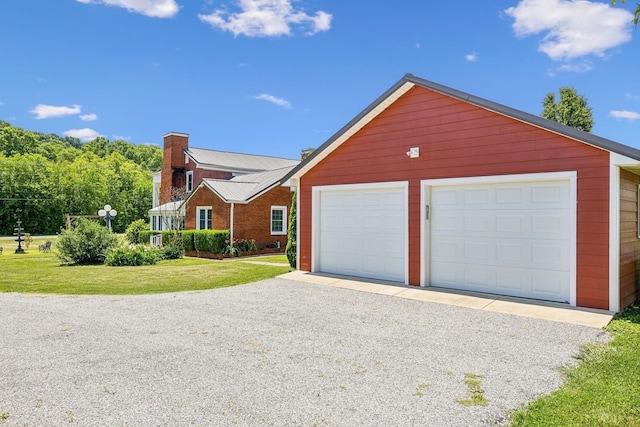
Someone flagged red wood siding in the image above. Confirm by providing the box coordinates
[620,169,640,309]
[299,85,611,310]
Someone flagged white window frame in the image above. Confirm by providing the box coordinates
[196,206,212,230]
[271,206,287,235]
[186,171,194,193]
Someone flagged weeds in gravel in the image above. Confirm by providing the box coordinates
[413,383,431,397]
[457,373,489,406]
[0,412,8,420]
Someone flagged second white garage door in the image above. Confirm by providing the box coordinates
[315,183,407,283]
[425,176,575,303]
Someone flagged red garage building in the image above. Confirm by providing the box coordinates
[283,74,640,312]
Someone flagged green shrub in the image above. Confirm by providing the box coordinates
[159,242,183,260]
[285,190,297,268]
[56,218,119,265]
[125,219,149,244]
[139,230,153,244]
[235,239,258,253]
[193,230,229,253]
[159,230,183,259]
[182,230,195,251]
[105,245,159,266]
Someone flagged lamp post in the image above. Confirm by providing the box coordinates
[98,204,117,231]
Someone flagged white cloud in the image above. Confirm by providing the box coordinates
[465,52,479,62]
[30,104,81,119]
[505,0,633,60]
[63,128,104,142]
[80,113,98,121]
[198,0,332,37]
[626,93,640,101]
[609,110,640,121]
[113,134,132,141]
[555,61,593,73]
[252,93,292,109]
[75,0,179,18]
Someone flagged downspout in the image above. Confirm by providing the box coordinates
[230,202,235,245]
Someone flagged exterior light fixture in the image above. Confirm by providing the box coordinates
[406,147,420,158]
[98,204,118,230]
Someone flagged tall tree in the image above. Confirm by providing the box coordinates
[541,87,594,133]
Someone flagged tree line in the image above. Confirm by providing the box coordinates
[0,120,162,235]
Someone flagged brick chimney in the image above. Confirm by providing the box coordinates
[161,132,189,204]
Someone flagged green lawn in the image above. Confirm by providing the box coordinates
[0,237,292,295]
[510,305,640,426]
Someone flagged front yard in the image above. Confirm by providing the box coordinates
[0,236,291,295]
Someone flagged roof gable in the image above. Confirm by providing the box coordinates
[189,165,295,204]
[284,73,640,182]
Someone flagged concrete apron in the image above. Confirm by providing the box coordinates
[279,271,614,329]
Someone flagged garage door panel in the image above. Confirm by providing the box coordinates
[318,186,406,283]
[432,262,569,302]
[428,179,572,303]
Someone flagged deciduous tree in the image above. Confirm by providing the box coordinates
[541,87,594,133]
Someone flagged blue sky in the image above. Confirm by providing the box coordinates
[1,0,639,159]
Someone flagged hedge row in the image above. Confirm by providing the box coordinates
[182,230,229,253]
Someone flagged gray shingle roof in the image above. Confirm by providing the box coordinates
[186,147,299,174]
[200,166,296,203]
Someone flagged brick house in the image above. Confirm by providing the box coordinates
[150,132,299,248]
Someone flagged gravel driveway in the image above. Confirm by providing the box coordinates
[0,278,608,426]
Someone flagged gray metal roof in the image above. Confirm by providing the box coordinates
[199,166,296,203]
[282,73,640,183]
[148,200,184,215]
[186,147,299,174]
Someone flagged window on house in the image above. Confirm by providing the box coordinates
[186,171,194,193]
[151,216,157,231]
[271,206,287,235]
[197,207,212,230]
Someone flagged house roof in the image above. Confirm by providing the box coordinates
[197,165,296,204]
[282,73,640,183]
[148,200,184,215]
[186,147,299,174]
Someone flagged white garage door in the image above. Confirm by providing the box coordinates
[316,185,407,283]
[427,178,573,303]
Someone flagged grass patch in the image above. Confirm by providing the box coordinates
[457,373,489,406]
[245,254,288,264]
[0,238,291,295]
[509,304,640,426]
